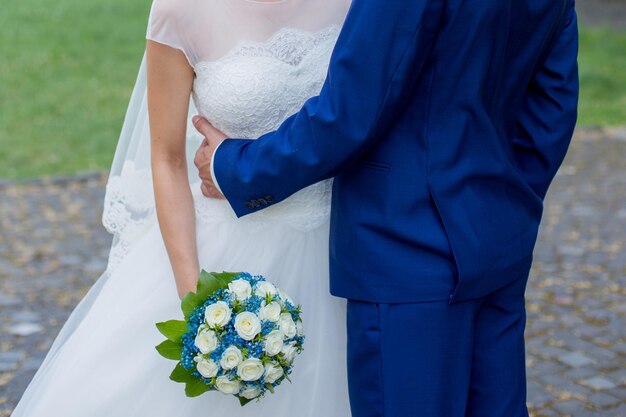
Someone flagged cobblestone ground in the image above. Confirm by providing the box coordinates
[0,128,625,416]
[578,0,626,29]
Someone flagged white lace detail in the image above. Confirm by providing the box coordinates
[102,25,339,273]
[102,163,156,272]
[192,25,339,139]
[202,25,340,68]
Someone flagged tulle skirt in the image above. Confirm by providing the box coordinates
[11,197,350,416]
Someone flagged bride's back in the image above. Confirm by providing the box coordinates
[143,0,351,232]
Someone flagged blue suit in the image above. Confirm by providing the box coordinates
[214,0,578,414]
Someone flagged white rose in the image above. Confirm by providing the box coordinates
[255,281,277,298]
[239,385,261,400]
[234,312,262,341]
[194,326,218,354]
[264,330,284,356]
[220,346,243,370]
[258,301,281,322]
[216,376,240,395]
[204,301,232,328]
[237,358,265,381]
[296,319,304,337]
[194,354,219,378]
[279,313,297,339]
[281,342,298,364]
[228,279,252,301]
[264,362,284,384]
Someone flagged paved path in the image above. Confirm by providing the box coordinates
[578,0,626,29]
[0,128,625,416]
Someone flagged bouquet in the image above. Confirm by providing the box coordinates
[155,271,304,406]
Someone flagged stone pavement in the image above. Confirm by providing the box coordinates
[577,0,626,30]
[0,128,625,416]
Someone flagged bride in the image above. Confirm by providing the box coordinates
[11,0,352,415]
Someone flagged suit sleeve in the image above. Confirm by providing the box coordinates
[213,0,446,217]
[513,0,579,199]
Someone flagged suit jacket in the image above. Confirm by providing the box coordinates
[213,0,579,303]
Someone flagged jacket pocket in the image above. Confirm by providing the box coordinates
[359,160,391,172]
[426,183,461,300]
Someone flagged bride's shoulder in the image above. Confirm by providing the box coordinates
[147,0,212,60]
[147,0,193,51]
[148,0,200,26]
[149,0,184,20]
[148,0,208,40]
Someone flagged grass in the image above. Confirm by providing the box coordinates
[578,26,626,126]
[0,3,625,179]
[0,0,151,179]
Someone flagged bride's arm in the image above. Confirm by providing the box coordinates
[146,41,198,298]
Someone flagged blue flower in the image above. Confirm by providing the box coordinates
[180,331,200,370]
[244,295,264,313]
[247,342,264,358]
[261,320,275,336]
[209,344,226,363]
[222,328,246,349]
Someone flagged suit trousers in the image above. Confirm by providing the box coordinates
[346,276,529,417]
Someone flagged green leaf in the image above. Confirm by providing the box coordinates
[181,270,243,320]
[155,339,183,361]
[181,291,199,319]
[156,320,188,342]
[276,355,289,368]
[196,271,223,301]
[265,383,275,394]
[232,300,244,313]
[169,363,196,383]
[239,396,253,407]
[185,379,211,397]
[212,271,241,286]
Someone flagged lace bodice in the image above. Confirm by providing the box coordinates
[191,25,339,230]
[103,23,341,273]
[193,26,338,139]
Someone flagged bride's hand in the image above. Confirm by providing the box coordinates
[193,116,227,199]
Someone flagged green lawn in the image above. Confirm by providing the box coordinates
[0,0,151,179]
[578,27,626,126]
[0,2,625,179]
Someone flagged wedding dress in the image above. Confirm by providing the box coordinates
[11,0,352,415]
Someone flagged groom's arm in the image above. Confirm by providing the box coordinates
[212,0,446,217]
[513,0,579,199]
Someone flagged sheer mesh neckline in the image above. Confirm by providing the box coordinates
[238,0,293,5]
[194,24,340,69]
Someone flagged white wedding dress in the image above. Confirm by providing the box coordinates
[11,0,352,415]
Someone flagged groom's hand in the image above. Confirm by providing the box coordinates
[192,116,227,199]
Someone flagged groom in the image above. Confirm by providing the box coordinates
[193,0,578,415]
